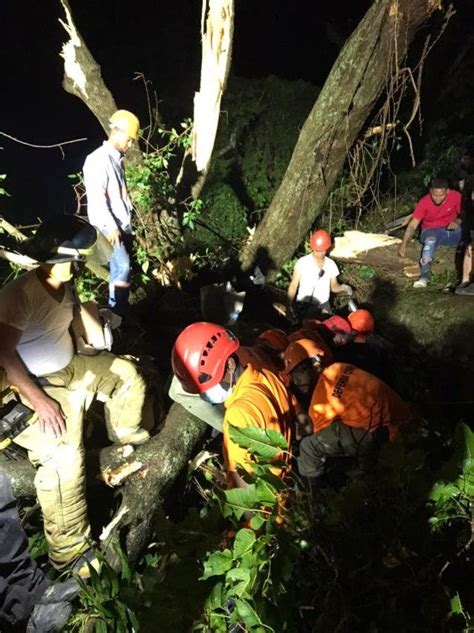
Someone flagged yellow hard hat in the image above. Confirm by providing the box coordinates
[109,110,140,140]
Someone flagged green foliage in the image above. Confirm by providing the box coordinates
[185,183,248,251]
[28,530,49,560]
[74,268,107,303]
[195,427,305,633]
[67,545,140,633]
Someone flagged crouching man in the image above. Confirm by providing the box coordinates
[171,322,295,489]
[0,216,149,575]
[282,339,410,484]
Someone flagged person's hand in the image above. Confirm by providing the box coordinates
[340,284,353,296]
[32,393,66,438]
[447,221,460,230]
[397,244,406,258]
[106,228,121,247]
[296,413,313,440]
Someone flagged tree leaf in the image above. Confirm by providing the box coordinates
[234,598,262,628]
[233,529,256,559]
[228,424,288,460]
[201,549,234,579]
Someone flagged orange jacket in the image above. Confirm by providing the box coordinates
[309,363,410,439]
[223,365,294,479]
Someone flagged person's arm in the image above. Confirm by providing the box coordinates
[398,216,421,258]
[0,323,66,437]
[447,194,463,230]
[287,267,301,305]
[330,277,352,295]
[83,156,120,246]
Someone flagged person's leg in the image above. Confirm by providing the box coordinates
[461,242,472,284]
[0,471,47,629]
[418,229,442,281]
[109,234,132,315]
[298,422,381,480]
[12,382,90,571]
[67,353,148,444]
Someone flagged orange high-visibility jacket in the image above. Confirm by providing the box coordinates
[309,363,410,439]
[223,365,294,478]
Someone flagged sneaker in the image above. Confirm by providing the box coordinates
[27,601,73,633]
[413,278,428,289]
[455,282,474,295]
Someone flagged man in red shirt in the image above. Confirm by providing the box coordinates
[398,178,462,288]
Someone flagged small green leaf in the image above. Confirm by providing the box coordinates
[233,529,256,558]
[201,549,233,579]
[228,424,288,460]
[234,598,262,628]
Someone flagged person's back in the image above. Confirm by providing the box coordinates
[223,364,294,480]
[333,335,389,383]
[309,362,409,439]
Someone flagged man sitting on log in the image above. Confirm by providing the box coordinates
[282,339,410,487]
[0,216,149,577]
[171,322,297,489]
[398,177,463,289]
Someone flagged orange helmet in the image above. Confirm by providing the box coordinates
[171,322,239,394]
[348,309,375,335]
[257,328,289,352]
[283,338,325,375]
[288,329,334,366]
[310,229,331,252]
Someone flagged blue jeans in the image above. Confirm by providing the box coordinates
[109,233,133,314]
[419,226,462,278]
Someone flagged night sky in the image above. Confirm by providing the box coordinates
[0,0,471,224]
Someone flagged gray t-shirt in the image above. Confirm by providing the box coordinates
[0,270,75,376]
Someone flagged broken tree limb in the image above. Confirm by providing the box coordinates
[58,0,141,166]
[0,402,208,566]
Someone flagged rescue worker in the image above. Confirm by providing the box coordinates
[398,178,462,288]
[171,322,296,489]
[168,327,290,432]
[83,109,140,315]
[320,314,353,348]
[334,309,389,382]
[282,339,410,483]
[0,216,149,575]
[0,469,79,632]
[287,229,352,320]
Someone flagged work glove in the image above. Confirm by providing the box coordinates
[340,284,353,296]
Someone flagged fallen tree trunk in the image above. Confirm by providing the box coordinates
[1,403,207,565]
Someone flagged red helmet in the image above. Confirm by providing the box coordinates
[257,328,289,352]
[283,338,325,375]
[348,309,374,335]
[321,315,352,335]
[310,229,331,252]
[171,322,240,394]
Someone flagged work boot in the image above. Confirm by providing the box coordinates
[40,578,81,603]
[26,601,73,632]
[71,548,101,579]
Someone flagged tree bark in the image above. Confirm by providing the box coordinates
[239,0,442,276]
[58,0,141,165]
[0,404,207,565]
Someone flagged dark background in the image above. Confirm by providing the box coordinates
[0,0,472,223]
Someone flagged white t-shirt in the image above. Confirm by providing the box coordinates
[0,270,75,376]
[294,254,339,304]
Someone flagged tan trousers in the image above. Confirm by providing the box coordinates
[13,352,146,570]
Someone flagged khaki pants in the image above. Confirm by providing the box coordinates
[13,352,146,570]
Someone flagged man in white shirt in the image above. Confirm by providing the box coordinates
[0,216,149,574]
[83,109,140,315]
[287,229,352,319]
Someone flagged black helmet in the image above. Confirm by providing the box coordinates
[22,216,98,264]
